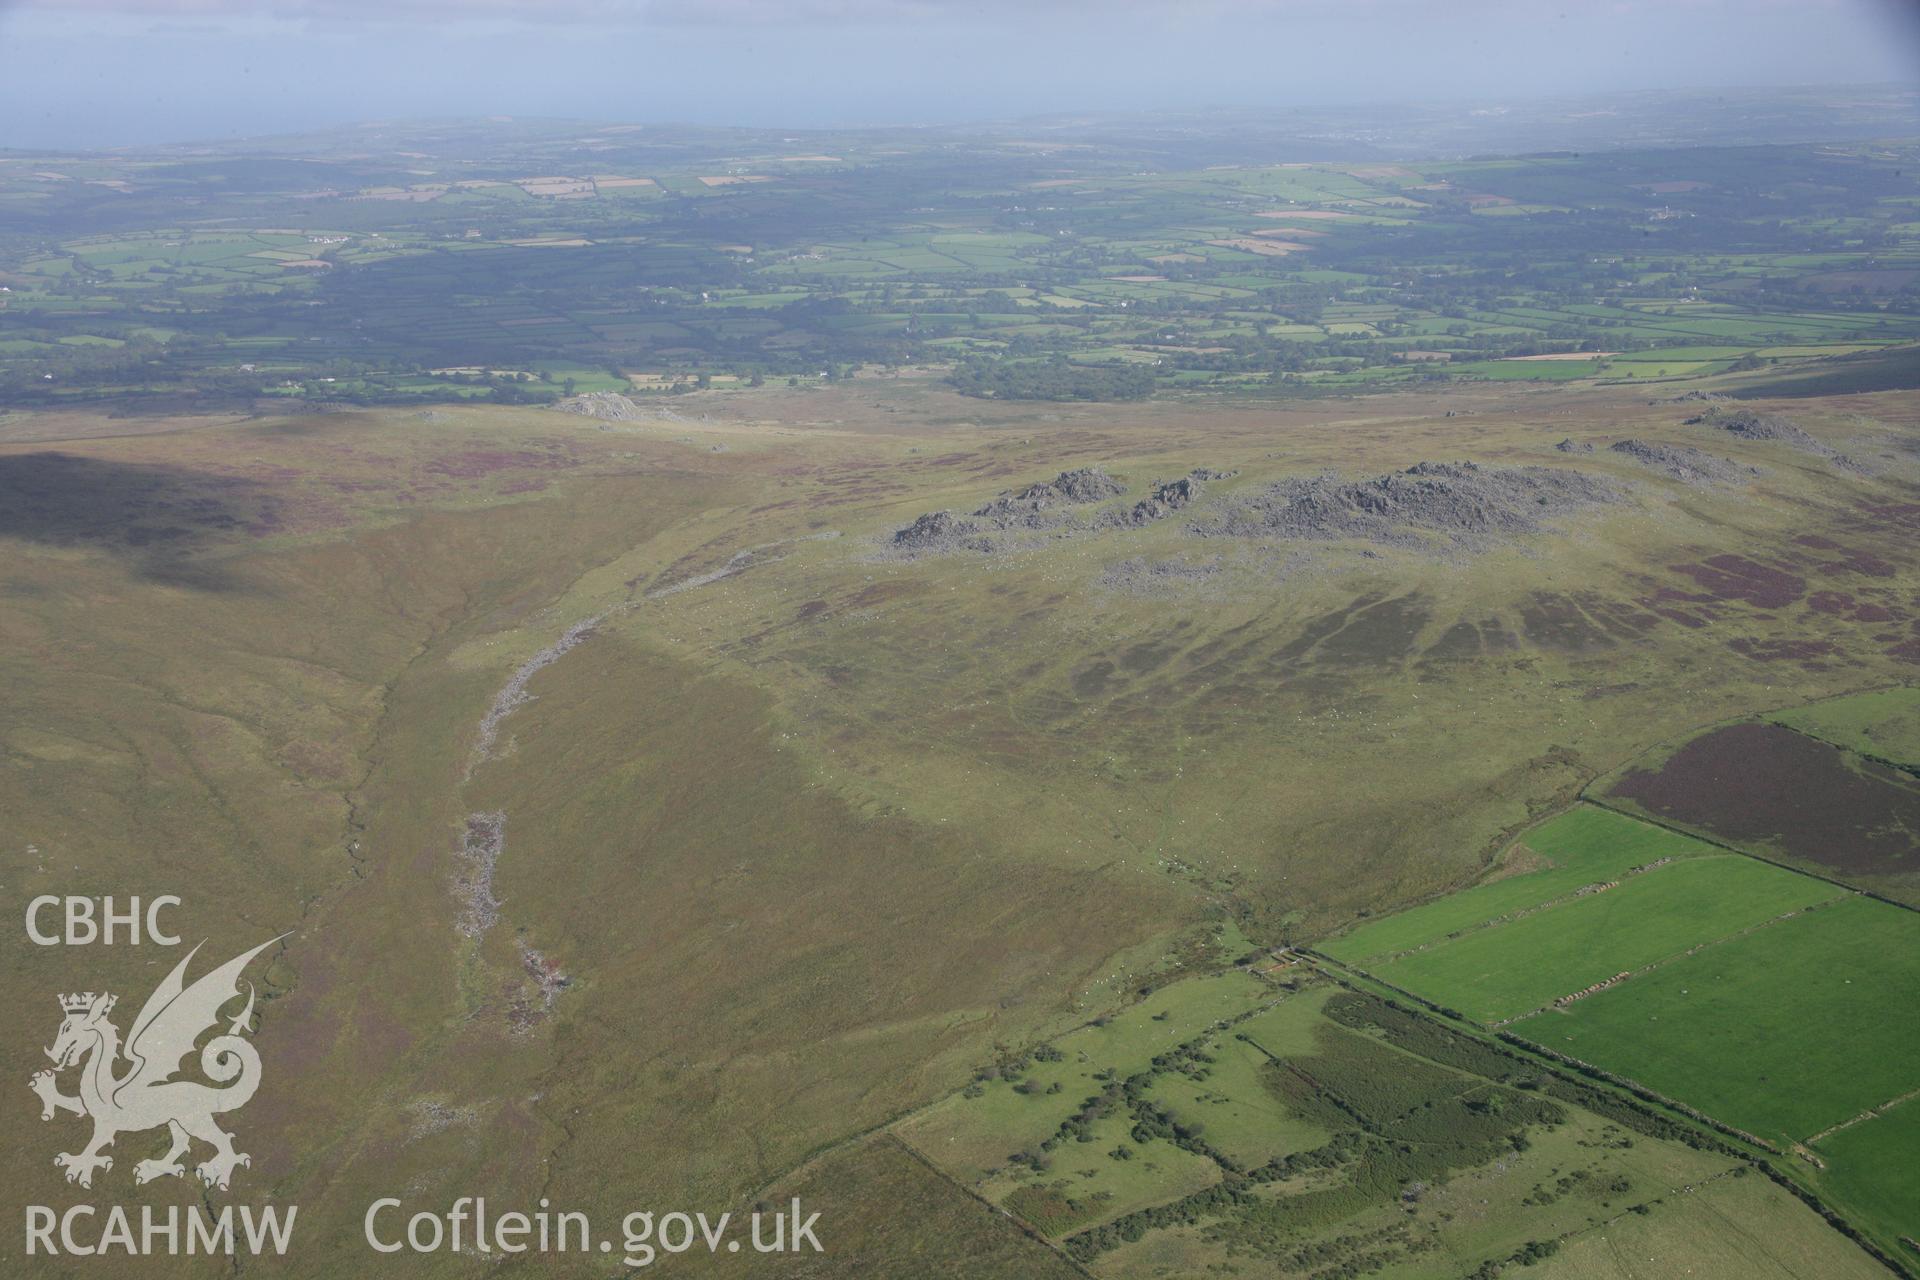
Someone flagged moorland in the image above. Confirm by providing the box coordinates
[3,93,1918,1279]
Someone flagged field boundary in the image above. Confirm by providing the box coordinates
[738,977,1289,1232]
[1496,1030,1782,1153]
[1306,956,1916,1279]
[1319,685,1917,960]
[887,1135,1099,1278]
[1310,727,1920,1278]
[1344,846,1695,969]
[1807,1090,1920,1147]
[1580,791,1920,917]
[1766,714,1920,785]
[1580,683,1916,802]
[744,692,1920,1271]
[1304,950,1783,1154]
[1310,784,1600,960]
[1488,887,1853,1027]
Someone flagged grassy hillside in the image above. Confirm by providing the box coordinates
[4,376,1918,1274]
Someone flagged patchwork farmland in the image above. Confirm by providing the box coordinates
[885,959,1893,1279]
[1516,894,1920,1143]
[1316,721,1920,1264]
[11,116,1920,409]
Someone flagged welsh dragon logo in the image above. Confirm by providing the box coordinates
[29,937,282,1191]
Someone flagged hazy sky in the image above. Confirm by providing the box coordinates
[3,0,1918,149]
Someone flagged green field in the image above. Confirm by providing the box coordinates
[1813,1099,1920,1253]
[1313,778,1920,1261]
[1370,854,1845,1023]
[1322,806,1713,965]
[1512,894,1920,1145]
